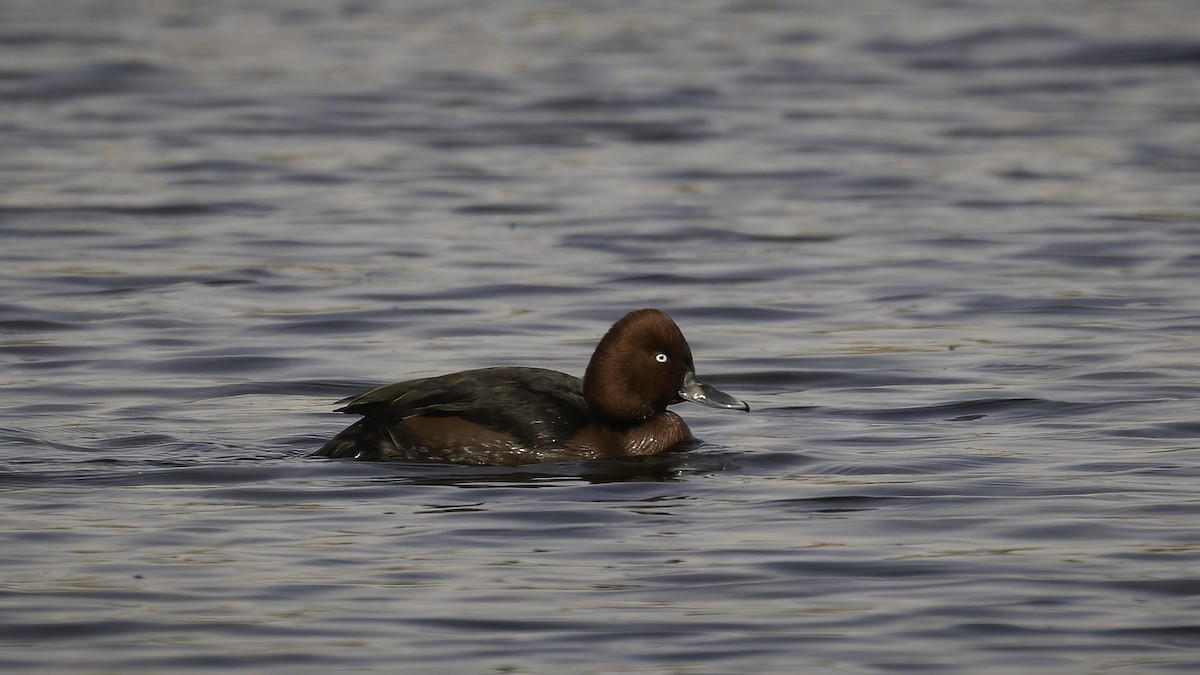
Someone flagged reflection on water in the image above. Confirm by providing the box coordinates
[3,0,1200,672]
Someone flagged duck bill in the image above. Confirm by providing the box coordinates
[678,371,750,412]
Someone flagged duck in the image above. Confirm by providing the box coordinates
[314,308,749,466]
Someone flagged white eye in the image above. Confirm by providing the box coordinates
[655,353,668,363]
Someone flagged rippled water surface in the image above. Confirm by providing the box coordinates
[4,1,1200,672]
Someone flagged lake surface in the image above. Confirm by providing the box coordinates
[3,1,1200,672]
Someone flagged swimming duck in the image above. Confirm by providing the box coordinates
[315,308,748,465]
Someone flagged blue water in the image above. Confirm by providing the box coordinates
[3,1,1200,672]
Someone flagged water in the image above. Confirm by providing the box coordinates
[3,0,1200,672]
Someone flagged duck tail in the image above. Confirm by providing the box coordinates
[313,418,399,461]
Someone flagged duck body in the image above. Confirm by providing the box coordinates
[315,309,748,466]
[316,366,689,464]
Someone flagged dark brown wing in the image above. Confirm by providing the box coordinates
[315,367,594,461]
